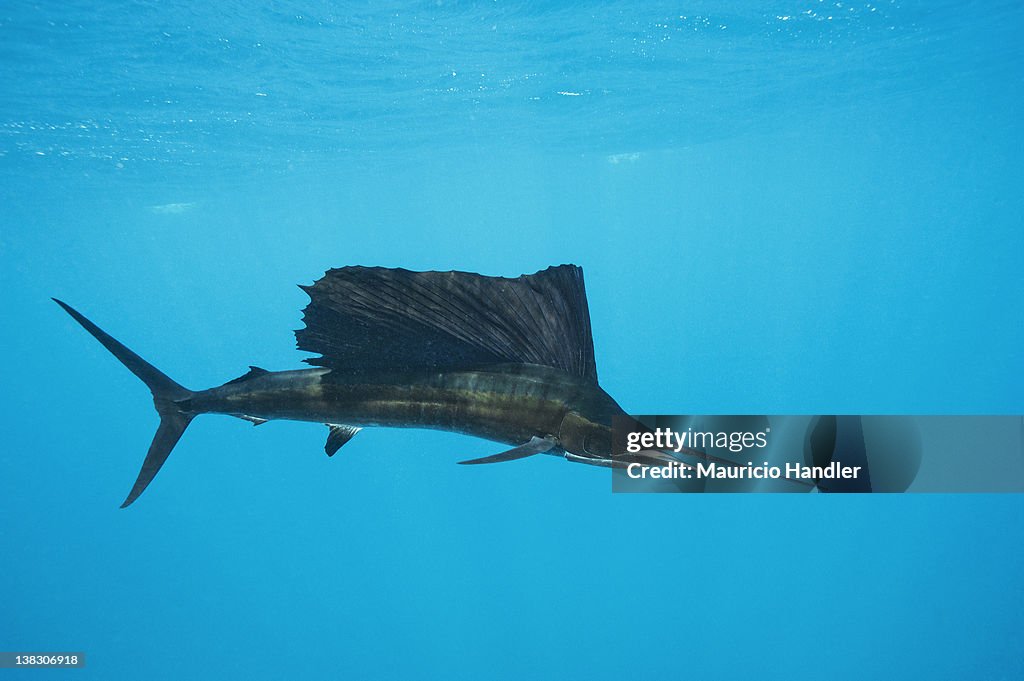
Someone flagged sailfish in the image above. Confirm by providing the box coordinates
[55,265,634,507]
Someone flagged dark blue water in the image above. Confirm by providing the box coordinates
[3,2,1023,679]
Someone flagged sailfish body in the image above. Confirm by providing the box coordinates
[55,265,628,507]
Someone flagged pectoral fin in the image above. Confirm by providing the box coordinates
[325,424,361,457]
[457,436,557,465]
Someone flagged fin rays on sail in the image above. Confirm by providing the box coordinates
[295,265,598,382]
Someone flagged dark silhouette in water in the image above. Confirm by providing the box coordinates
[55,265,633,507]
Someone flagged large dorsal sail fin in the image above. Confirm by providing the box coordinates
[295,265,598,382]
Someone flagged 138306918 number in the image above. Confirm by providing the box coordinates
[18,655,79,665]
[0,652,85,668]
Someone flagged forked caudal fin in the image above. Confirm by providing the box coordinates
[53,299,194,508]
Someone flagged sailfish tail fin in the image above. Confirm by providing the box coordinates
[53,299,195,507]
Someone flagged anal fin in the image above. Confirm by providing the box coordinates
[325,424,361,457]
[458,436,557,465]
[236,414,268,426]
